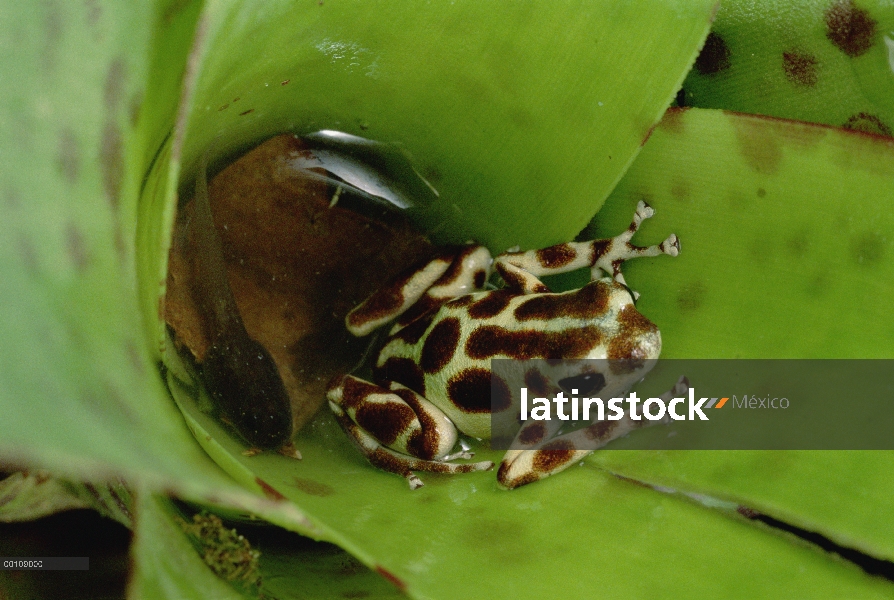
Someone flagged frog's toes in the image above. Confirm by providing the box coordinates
[277,442,302,460]
[634,199,656,222]
[405,472,424,490]
[662,233,680,257]
[241,447,263,457]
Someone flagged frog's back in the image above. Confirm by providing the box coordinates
[373,279,660,439]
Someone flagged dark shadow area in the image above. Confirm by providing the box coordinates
[0,510,131,600]
[739,507,894,582]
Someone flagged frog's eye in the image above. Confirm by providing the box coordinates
[558,372,606,396]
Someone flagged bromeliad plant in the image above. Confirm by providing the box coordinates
[2,1,894,598]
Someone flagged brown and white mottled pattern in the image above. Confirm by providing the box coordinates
[496,375,689,489]
[328,201,680,489]
[495,201,679,298]
[345,254,453,336]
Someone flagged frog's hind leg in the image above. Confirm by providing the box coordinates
[493,200,679,297]
[497,376,689,489]
[346,245,492,337]
[327,375,494,489]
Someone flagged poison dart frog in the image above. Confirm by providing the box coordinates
[326,201,682,489]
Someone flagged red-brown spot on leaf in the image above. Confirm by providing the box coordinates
[851,231,885,266]
[41,1,62,71]
[843,113,893,137]
[694,32,730,75]
[66,223,89,272]
[825,0,876,57]
[100,121,123,207]
[255,477,286,501]
[782,51,818,86]
[730,114,783,175]
[85,0,102,27]
[104,57,126,111]
[670,181,690,201]
[659,107,688,134]
[18,235,37,274]
[375,566,407,592]
[677,280,707,312]
[291,477,335,496]
[57,127,80,184]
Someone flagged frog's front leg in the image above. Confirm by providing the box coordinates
[327,375,494,489]
[494,200,679,296]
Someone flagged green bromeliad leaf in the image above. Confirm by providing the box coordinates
[170,370,894,600]
[682,0,894,134]
[0,0,251,503]
[162,108,894,600]
[6,0,894,598]
[587,106,894,566]
[0,473,91,523]
[587,108,894,359]
[129,494,246,600]
[161,106,894,599]
[141,0,718,351]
